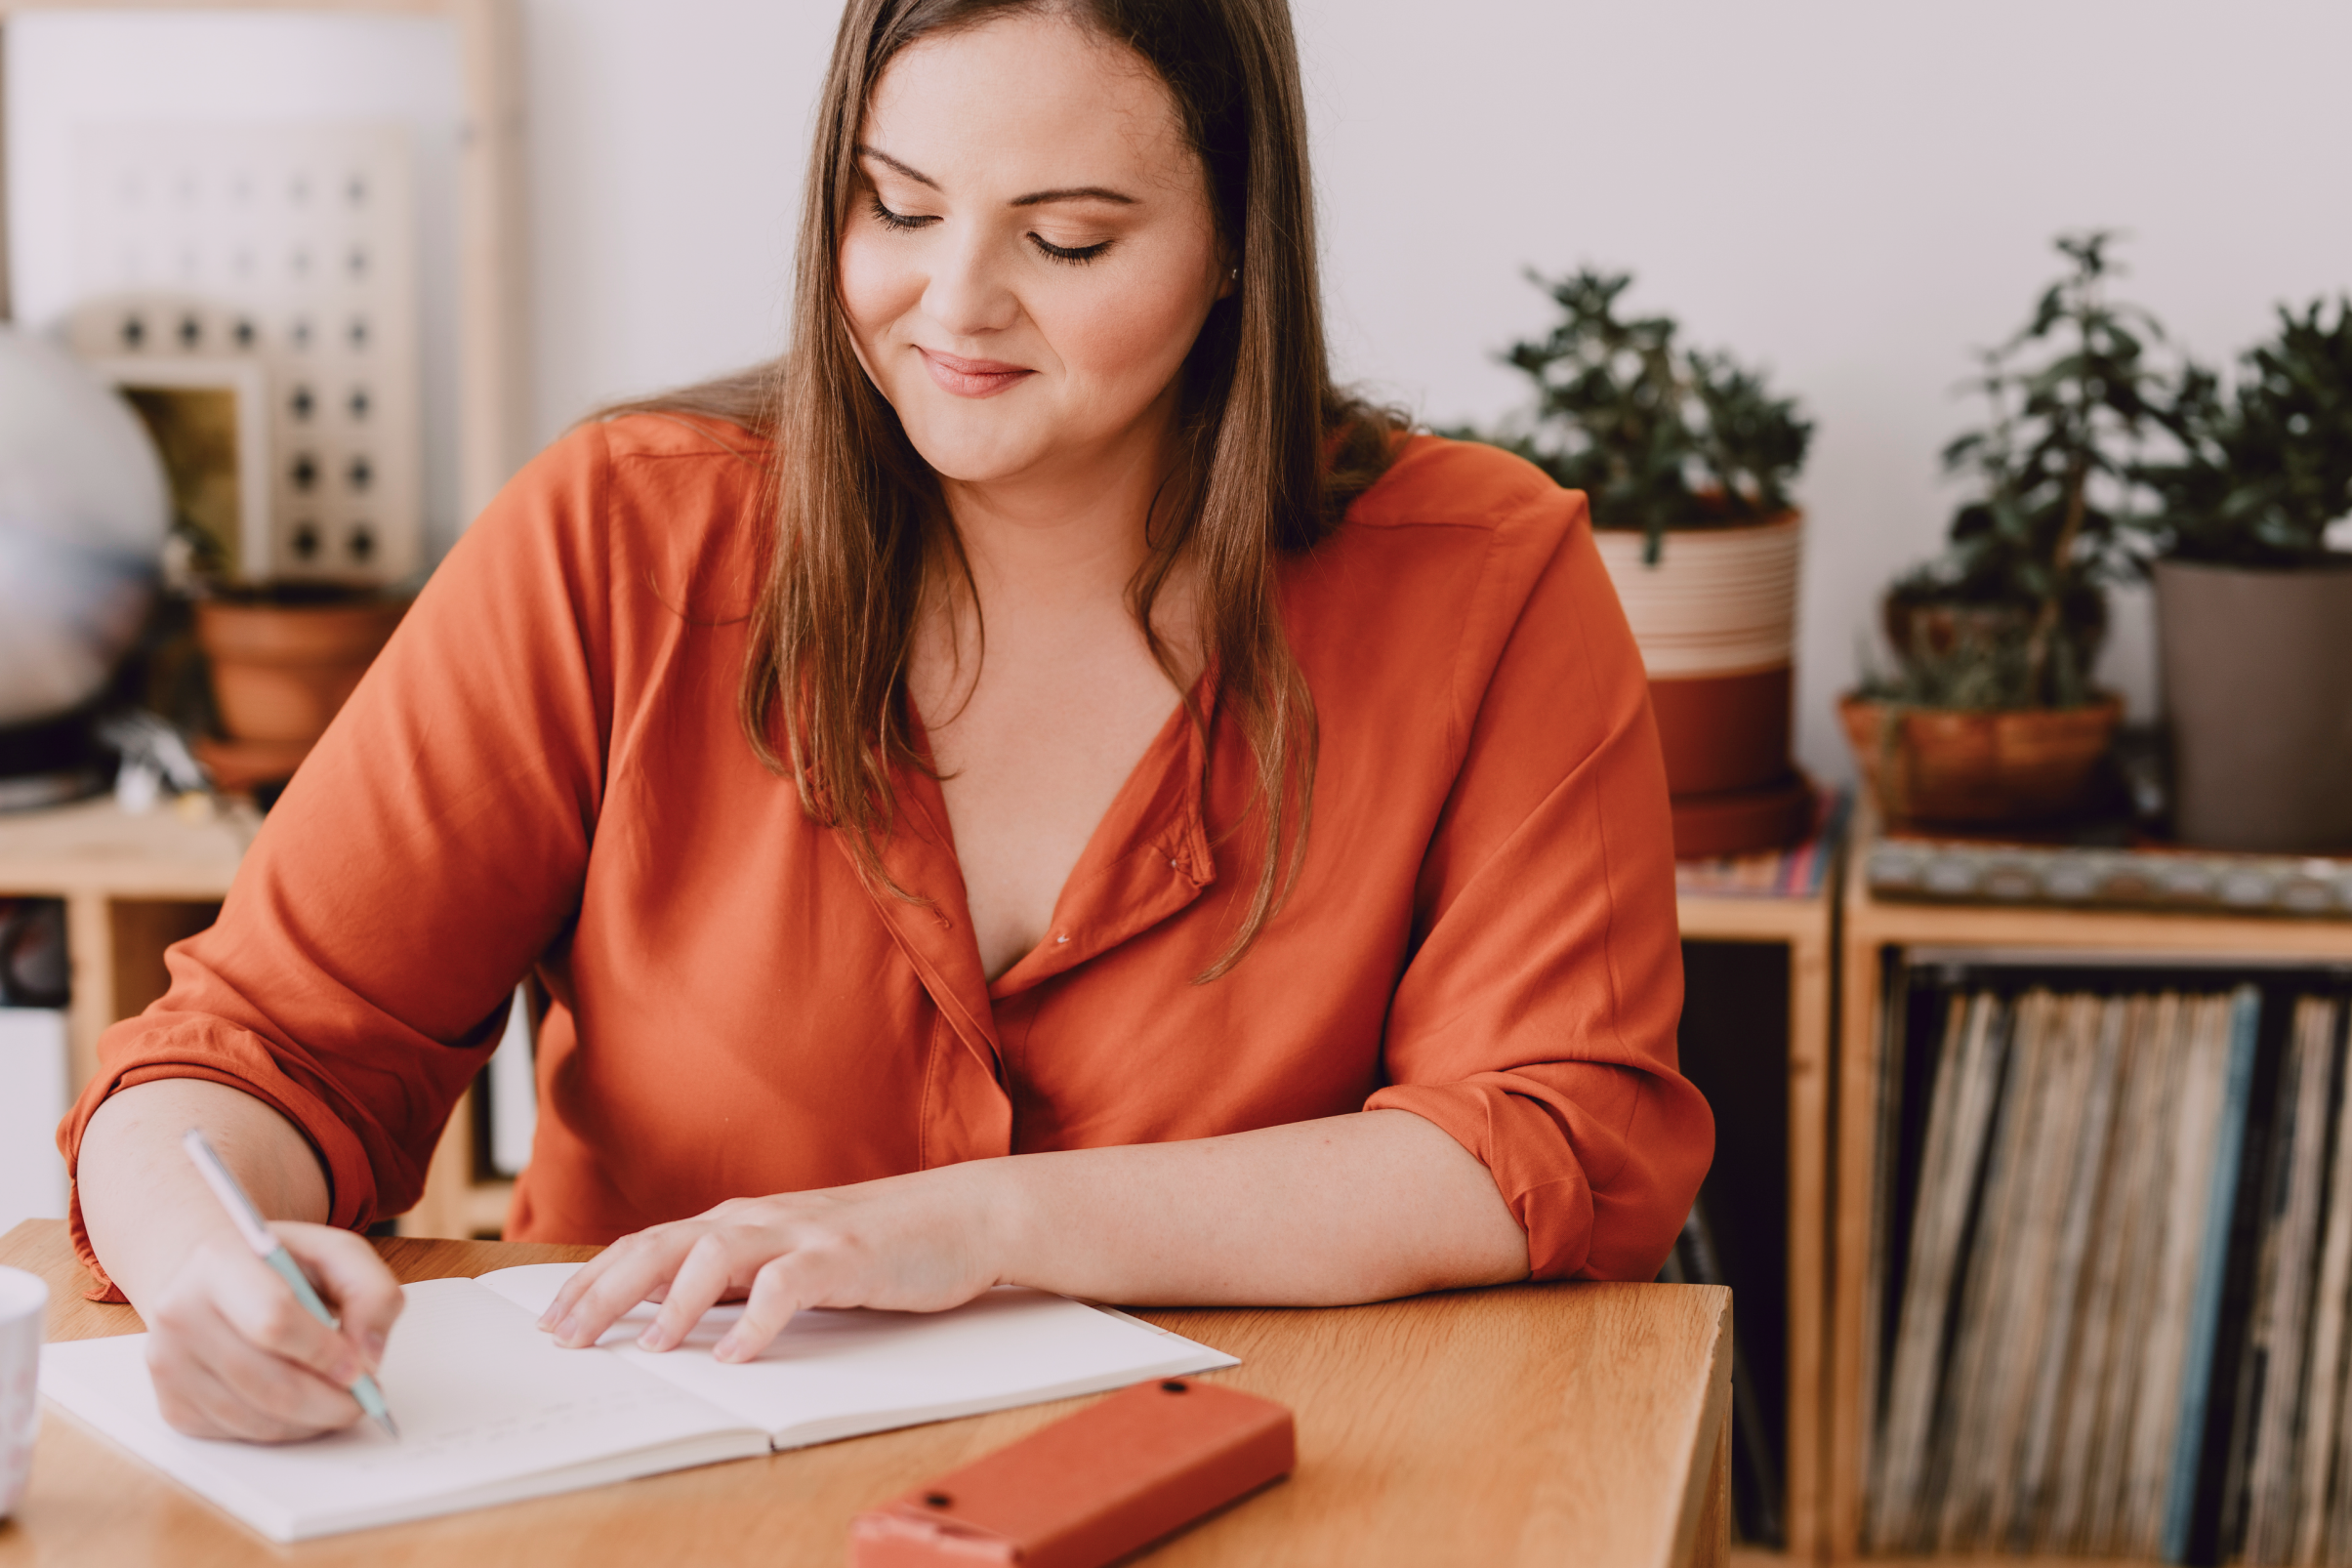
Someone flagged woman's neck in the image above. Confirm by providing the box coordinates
[927,390,1200,679]
[935,405,1177,613]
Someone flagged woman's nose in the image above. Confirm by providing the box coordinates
[921,229,1019,341]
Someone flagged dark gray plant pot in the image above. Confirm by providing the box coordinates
[2155,556,2352,853]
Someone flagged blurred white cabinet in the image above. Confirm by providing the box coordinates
[0,1006,67,1234]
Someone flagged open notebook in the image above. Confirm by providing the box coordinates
[39,1262,1235,1542]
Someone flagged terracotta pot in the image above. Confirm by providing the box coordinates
[196,595,408,746]
[1594,512,1809,855]
[1647,667,1793,797]
[2156,557,2352,853]
[1838,692,2124,826]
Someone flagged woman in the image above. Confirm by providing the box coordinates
[66,0,1711,1443]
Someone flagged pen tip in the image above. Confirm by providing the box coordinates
[378,1413,401,1440]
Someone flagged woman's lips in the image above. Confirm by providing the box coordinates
[918,349,1034,399]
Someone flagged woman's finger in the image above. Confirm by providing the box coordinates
[539,1228,656,1331]
[538,1242,621,1329]
[637,1230,745,1352]
[714,1250,832,1364]
[150,1328,287,1441]
[274,1222,403,1371]
[190,1321,364,1439]
[206,1245,368,1389]
[551,1227,702,1348]
[151,1342,307,1442]
[152,1292,364,1440]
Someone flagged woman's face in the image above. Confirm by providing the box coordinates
[840,12,1230,489]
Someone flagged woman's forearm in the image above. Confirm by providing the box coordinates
[990,1109,1529,1305]
[78,1079,332,1307]
[548,1107,1531,1358]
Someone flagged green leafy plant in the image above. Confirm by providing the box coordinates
[2135,297,2352,567]
[1451,269,1813,562]
[1855,631,2039,714]
[1883,232,2166,710]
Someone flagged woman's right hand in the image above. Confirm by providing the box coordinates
[141,1220,403,1443]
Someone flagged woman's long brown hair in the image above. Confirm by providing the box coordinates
[609,0,1401,976]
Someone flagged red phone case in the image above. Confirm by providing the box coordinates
[848,1377,1295,1568]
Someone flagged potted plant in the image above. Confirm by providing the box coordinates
[2133,297,2352,852]
[1843,233,2156,827]
[1456,269,1817,857]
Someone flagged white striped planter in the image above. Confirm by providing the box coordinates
[1591,512,1804,681]
[1593,514,1807,840]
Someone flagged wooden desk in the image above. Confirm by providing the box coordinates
[0,1220,1732,1568]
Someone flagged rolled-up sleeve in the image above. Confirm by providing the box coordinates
[1365,488,1712,1282]
[58,425,619,1293]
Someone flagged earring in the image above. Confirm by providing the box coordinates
[1229,267,1240,281]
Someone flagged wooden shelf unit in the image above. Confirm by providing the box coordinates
[1827,811,2352,1562]
[0,795,253,1091]
[0,795,512,1239]
[1678,865,1841,1566]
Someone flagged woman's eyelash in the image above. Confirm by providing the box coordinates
[867,195,936,232]
[1029,234,1113,266]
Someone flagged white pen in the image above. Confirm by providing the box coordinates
[182,1128,399,1439]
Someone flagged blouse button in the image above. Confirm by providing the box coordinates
[1055,933,1070,944]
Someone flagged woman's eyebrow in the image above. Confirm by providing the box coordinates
[854,146,1136,209]
[855,145,937,188]
[1009,186,1137,208]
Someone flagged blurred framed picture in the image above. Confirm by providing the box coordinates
[91,355,269,581]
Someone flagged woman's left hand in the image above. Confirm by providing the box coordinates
[537,1165,1010,1363]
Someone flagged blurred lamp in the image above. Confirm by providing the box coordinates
[0,328,168,727]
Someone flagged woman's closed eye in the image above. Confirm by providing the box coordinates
[867,193,1111,267]
[867,195,938,233]
[1029,232,1113,266]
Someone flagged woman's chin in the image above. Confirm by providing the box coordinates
[898,423,1058,487]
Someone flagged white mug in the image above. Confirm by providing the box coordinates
[0,1263,47,1519]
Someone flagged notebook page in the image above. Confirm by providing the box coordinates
[39,1277,766,1541]
[477,1263,1237,1447]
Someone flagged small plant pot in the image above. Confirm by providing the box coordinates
[1595,512,1803,795]
[195,591,408,747]
[1838,692,2124,826]
[2156,557,2352,853]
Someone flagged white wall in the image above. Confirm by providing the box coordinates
[4,11,469,562]
[516,0,2352,782]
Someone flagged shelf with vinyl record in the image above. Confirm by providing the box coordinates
[1832,805,2352,1566]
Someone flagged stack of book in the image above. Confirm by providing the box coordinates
[1865,969,2352,1564]
[1673,790,1847,899]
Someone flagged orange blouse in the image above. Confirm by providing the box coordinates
[62,415,1712,1292]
